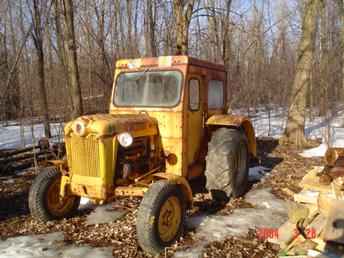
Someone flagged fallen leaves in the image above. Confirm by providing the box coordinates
[0,138,324,258]
[254,140,323,200]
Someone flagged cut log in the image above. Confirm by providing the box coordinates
[327,166,344,180]
[318,192,340,217]
[323,200,344,244]
[289,239,318,255]
[300,167,332,193]
[312,238,326,252]
[269,220,296,248]
[287,201,311,223]
[282,187,297,198]
[284,214,326,254]
[294,190,319,204]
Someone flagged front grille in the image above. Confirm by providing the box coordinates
[66,135,100,177]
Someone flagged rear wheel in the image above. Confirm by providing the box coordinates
[205,128,249,201]
[29,167,80,221]
[136,181,185,255]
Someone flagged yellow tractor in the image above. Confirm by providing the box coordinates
[29,56,257,254]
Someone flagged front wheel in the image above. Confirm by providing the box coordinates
[136,181,186,255]
[29,167,80,221]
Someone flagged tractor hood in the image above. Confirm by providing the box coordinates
[64,114,158,138]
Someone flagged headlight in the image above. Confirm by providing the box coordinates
[72,120,87,136]
[117,132,133,147]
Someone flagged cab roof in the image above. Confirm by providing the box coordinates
[116,56,225,72]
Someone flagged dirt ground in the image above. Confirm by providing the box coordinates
[0,138,323,258]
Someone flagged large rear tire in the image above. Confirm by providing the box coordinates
[136,181,185,255]
[29,167,80,221]
[205,128,249,201]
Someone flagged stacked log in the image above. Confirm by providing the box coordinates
[0,139,65,174]
[270,165,344,257]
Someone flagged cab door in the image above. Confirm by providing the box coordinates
[186,76,204,166]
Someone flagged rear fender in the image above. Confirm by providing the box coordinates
[206,114,257,157]
[152,173,193,208]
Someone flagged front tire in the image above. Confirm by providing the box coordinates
[205,128,249,201]
[136,181,185,255]
[29,167,80,221]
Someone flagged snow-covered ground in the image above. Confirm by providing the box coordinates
[300,143,328,158]
[234,107,344,158]
[244,107,344,141]
[0,122,64,149]
[0,232,113,258]
[1,107,344,151]
[176,188,288,257]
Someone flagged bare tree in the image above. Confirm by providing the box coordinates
[144,0,157,57]
[173,0,195,55]
[284,0,323,147]
[1,0,344,134]
[59,0,83,119]
[29,0,51,137]
[337,0,344,100]
[319,0,328,116]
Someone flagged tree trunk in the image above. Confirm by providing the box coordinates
[54,0,72,111]
[126,0,133,57]
[144,0,157,57]
[36,46,51,137]
[222,0,233,105]
[337,0,344,101]
[32,0,51,138]
[173,0,195,55]
[284,0,322,147]
[319,0,328,116]
[61,0,83,119]
[7,0,20,120]
[0,25,9,121]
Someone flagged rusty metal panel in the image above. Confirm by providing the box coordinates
[147,111,183,175]
[64,114,157,138]
[206,114,249,126]
[66,135,100,177]
[68,175,108,200]
[115,56,225,72]
[161,137,183,174]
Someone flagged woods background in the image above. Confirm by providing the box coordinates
[0,0,343,140]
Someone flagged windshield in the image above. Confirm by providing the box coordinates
[114,70,182,107]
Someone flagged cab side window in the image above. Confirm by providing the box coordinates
[189,79,200,111]
[208,80,224,109]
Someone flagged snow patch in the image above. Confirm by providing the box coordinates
[0,122,64,149]
[249,166,271,182]
[2,108,344,151]
[80,197,90,206]
[179,188,288,256]
[300,143,328,158]
[329,127,344,148]
[79,197,95,210]
[0,232,113,258]
[248,108,344,146]
[86,204,127,225]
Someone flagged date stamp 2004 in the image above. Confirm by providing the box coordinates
[256,227,317,240]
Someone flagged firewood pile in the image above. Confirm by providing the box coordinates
[269,161,344,257]
[0,138,65,175]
